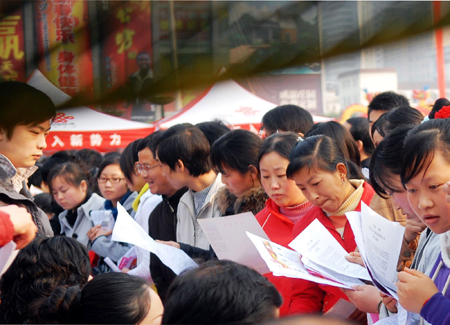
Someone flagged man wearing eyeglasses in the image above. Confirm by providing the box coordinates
[135,131,188,302]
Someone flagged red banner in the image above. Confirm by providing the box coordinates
[35,0,93,97]
[98,2,152,108]
[0,7,26,81]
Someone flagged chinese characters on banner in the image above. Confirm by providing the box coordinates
[49,131,125,152]
[98,1,152,119]
[35,0,93,97]
[0,6,26,81]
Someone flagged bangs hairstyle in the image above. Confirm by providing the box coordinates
[96,155,122,179]
[211,129,263,175]
[286,135,347,179]
[47,162,89,194]
[372,106,423,139]
[401,119,450,186]
[0,81,56,139]
[257,132,300,172]
[157,125,212,177]
[369,125,414,198]
[137,131,164,157]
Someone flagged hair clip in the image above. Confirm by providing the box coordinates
[297,136,304,142]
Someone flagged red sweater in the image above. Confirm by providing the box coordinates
[0,210,14,247]
[289,182,375,315]
[255,198,313,316]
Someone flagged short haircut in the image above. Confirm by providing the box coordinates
[137,51,150,60]
[33,193,53,214]
[0,236,91,324]
[346,117,375,156]
[306,121,361,166]
[368,91,409,118]
[120,138,143,183]
[370,125,414,198]
[157,125,212,177]
[211,129,263,175]
[37,273,152,324]
[257,132,301,171]
[371,106,423,139]
[261,105,314,136]
[429,97,450,119]
[162,260,282,324]
[287,135,347,179]
[96,154,122,179]
[0,81,56,139]
[401,118,450,186]
[137,131,164,156]
[196,120,231,146]
[40,151,74,184]
[47,162,89,194]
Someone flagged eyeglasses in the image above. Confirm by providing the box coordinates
[98,177,125,183]
[135,163,161,175]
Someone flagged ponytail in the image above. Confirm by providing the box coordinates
[37,286,81,324]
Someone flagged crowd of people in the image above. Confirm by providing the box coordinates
[1,80,450,324]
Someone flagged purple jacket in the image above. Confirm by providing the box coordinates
[420,253,450,325]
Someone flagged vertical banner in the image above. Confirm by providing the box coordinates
[35,0,93,97]
[0,6,26,81]
[98,1,152,121]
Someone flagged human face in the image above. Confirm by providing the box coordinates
[292,165,347,214]
[221,166,254,198]
[138,54,150,71]
[140,288,164,325]
[383,174,418,220]
[127,172,147,192]
[0,120,51,168]
[405,151,450,234]
[51,176,87,211]
[259,152,306,207]
[138,148,177,196]
[98,164,128,204]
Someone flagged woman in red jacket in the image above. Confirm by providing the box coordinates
[286,134,375,322]
[256,132,315,316]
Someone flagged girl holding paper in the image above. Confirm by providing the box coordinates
[396,119,450,325]
[256,132,315,316]
[286,134,400,321]
[87,155,138,274]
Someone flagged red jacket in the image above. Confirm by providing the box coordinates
[0,210,14,247]
[255,198,313,316]
[289,182,375,315]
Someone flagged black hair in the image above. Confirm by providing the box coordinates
[261,105,314,136]
[119,138,143,183]
[137,131,164,156]
[346,117,375,156]
[368,91,409,119]
[74,149,103,194]
[162,260,282,324]
[371,106,423,139]
[137,51,150,59]
[306,121,361,167]
[369,125,414,198]
[41,151,75,184]
[96,154,122,179]
[48,162,89,195]
[196,120,231,146]
[37,273,152,324]
[257,132,301,171]
[401,119,450,186]
[429,97,450,119]
[157,125,212,177]
[103,151,121,161]
[0,81,56,139]
[0,236,90,324]
[28,166,43,189]
[211,129,263,175]
[287,135,348,179]
[33,193,53,214]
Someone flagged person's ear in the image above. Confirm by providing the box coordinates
[336,163,348,180]
[356,140,364,153]
[298,132,304,138]
[0,128,4,142]
[176,159,185,173]
[248,165,258,179]
[80,180,88,193]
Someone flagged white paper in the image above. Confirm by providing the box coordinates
[375,315,398,325]
[112,203,198,275]
[91,210,115,231]
[0,241,18,276]
[198,212,270,274]
[289,219,371,281]
[117,246,137,270]
[104,257,121,272]
[397,303,412,325]
[247,232,353,289]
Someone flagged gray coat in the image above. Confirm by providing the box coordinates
[0,166,53,237]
